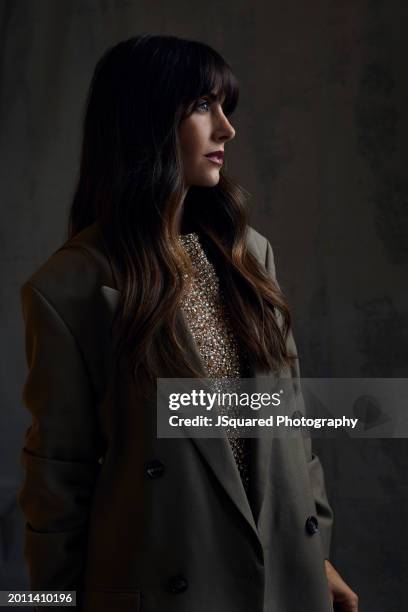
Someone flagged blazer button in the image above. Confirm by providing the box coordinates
[145,459,165,478]
[168,574,188,593]
[305,515,319,535]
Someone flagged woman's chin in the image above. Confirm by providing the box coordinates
[185,169,221,188]
[198,172,221,187]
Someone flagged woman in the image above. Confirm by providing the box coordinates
[18,34,358,612]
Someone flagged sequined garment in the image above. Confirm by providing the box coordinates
[178,231,251,497]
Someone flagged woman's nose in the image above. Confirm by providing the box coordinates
[214,111,236,142]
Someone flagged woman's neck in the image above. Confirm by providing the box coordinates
[178,218,197,236]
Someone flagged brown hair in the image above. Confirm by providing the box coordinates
[68,34,296,385]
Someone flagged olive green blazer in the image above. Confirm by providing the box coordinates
[18,222,334,612]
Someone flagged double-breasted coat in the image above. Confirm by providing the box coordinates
[18,222,334,612]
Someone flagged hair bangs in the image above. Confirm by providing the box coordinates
[180,40,239,118]
[199,49,239,117]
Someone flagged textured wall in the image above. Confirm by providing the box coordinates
[1,0,407,609]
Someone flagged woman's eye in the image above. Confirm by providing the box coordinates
[195,99,211,113]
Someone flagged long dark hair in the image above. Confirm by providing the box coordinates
[68,34,296,385]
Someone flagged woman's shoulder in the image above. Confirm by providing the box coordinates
[20,222,114,313]
[246,225,270,264]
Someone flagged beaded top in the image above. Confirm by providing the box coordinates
[178,231,251,497]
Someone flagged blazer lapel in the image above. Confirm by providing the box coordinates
[246,370,274,529]
[174,306,261,539]
[179,318,274,535]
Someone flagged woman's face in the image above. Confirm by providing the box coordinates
[178,92,236,188]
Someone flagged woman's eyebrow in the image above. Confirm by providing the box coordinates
[206,92,226,104]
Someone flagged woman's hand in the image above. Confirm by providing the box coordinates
[325,559,359,611]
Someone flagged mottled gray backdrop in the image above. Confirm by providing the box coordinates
[1,0,407,610]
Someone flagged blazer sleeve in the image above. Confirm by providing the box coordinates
[18,281,102,611]
[264,239,334,560]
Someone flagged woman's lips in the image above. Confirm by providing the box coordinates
[204,154,223,166]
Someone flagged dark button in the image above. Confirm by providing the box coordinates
[145,459,165,478]
[168,574,188,593]
[305,515,319,535]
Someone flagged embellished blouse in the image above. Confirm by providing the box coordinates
[178,231,251,498]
